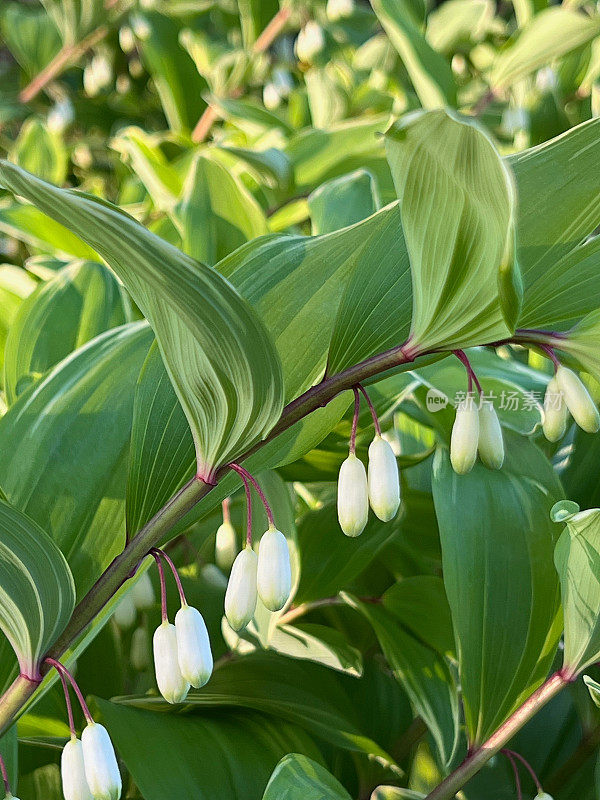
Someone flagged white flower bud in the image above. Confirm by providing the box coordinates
[130,627,149,671]
[112,594,136,629]
[81,723,122,800]
[543,376,569,442]
[130,571,154,610]
[556,366,600,433]
[224,546,258,631]
[327,0,354,20]
[152,622,190,704]
[450,395,479,475]
[367,435,400,521]
[295,21,325,63]
[337,453,369,537]
[535,794,554,800]
[175,605,213,688]
[215,521,238,570]
[62,738,93,800]
[257,528,292,612]
[477,401,504,470]
[263,83,281,110]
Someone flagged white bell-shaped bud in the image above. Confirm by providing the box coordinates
[337,453,369,537]
[257,528,292,612]
[61,737,93,800]
[130,572,154,610]
[112,594,136,629]
[224,546,258,631]
[215,521,238,571]
[327,0,354,20]
[477,401,504,470]
[175,605,213,688]
[450,394,479,475]
[555,366,600,433]
[543,376,569,442]
[367,435,400,521]
[263,83,281,110]
[535,794,554,800]
[81,723,122,800]
[152,622,190,704]
[295,21,325,63]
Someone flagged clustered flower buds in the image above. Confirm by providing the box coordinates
[295,21,325,63]
[337,386,401,537]
[150,549,213,704]
[223,466,292,631]
[542,365,600,437]
[44,657,122,800]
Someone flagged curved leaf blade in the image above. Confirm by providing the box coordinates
[263,754,352,800]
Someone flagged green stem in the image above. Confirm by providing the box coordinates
[0,674,41,731]
[424,671,569,800]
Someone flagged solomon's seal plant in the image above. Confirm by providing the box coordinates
[3,1,600,797]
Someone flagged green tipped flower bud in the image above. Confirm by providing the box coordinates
[257,527,292,612]
[61,737,93,800]
[556,366,600,433]
[215,521,238,571]
[477,401,504,470]
[450,395,479,475]
[543,376,569,442]
[175,605,213,688]
[367,435,400,521]
[337,453,369,537]
[112,594,136,629]
[535,794,554,800]
[130,571,154,610]
[130,627,150,672]
[81,723,122,800]
[224,545,258,631]
[152,621,190,704]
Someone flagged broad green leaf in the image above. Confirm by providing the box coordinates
[563,427,600,510]
[0,725,17,791]
[509,118,600,330]
[0,161,284,480]
[432,433,564,744]
[343,593,459,767]
[132,11,208,134]
[4,260,131,403]
[553,501,600,675]
[490,9,600,89]
[382,576,454,657]
[14,765,62,800]
[426,0,496,53]
[118,652,398,769]
[266,623,363,677]
[216,145,292,195]
[306,67,347,129]
[0,322,153,599]
[174,152,269,265]
[263,754,352,800]
[0,499,75,677]
[0,265,36,379]
[370,0,456,108]
[308,169,380,235]
[96,698,323,800]
[9,118,67,185]
[385,109,517,352]
[583,674,600,708]
[214,97,294,136]
[237,0,279,49]
[0,201,98,259]
[0,4,61,77]
[371,789,425,799]
[553,309,600,384]
[294,503,399,605]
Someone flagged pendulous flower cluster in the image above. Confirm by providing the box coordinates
[543,365,600,441]
[450,394,504,475]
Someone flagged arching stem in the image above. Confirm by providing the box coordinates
[155,549,188,607]
[150,550,169,622]
[55,666,77,738]
[44,658,93,725]
[356,383,381,435]
[228,463,275,528]
[503,750,523,800]
[503,748,544,793]
[350,388,361,454]
[0,752,11,796]
[454,349,482,395]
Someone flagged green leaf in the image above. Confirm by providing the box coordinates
[4,260,131,403]
[0,498,75,677]
[237,0,279,49]
[0,201,99,259]
[509,118,600,331]
[9,117,67,185]
[552,309,600,385]
[583,674,600,708]
[174,152,269,265]
[132,11,209,134]
[308,169,380,235]
[96,698,324,800]
[343,593,459,767]
[370,0,456,108]
[0,725,17,791]
[553,501,600,675]
[432,433,564,744]
[14,765,62,800]
[382,576,454,657]
[0,160,284,480]
[0,322,153,599]
[384,109,517,352]
[490,8,600,89]
[426,0,496,54]
[118,652,398,769]
[263,754,352,800]
[266,623,363,677]
[0,4,61,77]
[0,265,36,380]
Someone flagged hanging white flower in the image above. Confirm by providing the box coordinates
[257,528,292,611]
[61,738,94,800]
[81,723,122,800]
[367,435,400,521]
[175,605,213,688]
[337,453,369,536]
[224,546,258,631]
[152,622,190,704]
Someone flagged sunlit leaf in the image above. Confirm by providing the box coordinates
[263,754,352,800]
